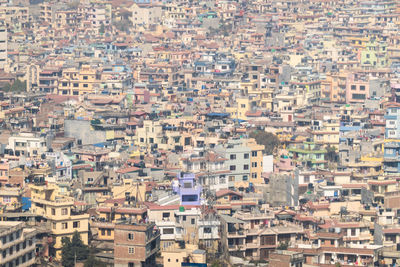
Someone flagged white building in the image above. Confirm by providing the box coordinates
[0,221,37,267]
[129,3,162,27]
[8,133,48,158]
[45,151,73,181]
[0,20,6,70]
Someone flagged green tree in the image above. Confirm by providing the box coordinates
[61,231,89,267]
[99,23,105,35]
[277,241,289,250]
[249,130,280,155]
[84,254,107,267]
[1,79,26,92]
[326,145,338,163]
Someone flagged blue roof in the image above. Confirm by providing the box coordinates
[206,112,230,118]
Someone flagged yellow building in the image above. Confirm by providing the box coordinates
[58,65,100,96]
[245,138,265,184]
[29,183,89,258]
[162,244,206,267]
[312,119,340,148]
[0,187,23,214]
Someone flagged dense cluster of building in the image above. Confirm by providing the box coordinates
[0,0,400,266]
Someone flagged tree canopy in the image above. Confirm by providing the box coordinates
[84,254,107,267]
[61,231,89,267]
[249,131,280,155]
[1,79,26,92]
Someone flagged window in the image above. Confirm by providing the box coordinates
[51,208,56,215]
[230,154,236,160]
[107,230,111,236]
[128,247,135,254]
[330,240,334,245]
[351,229,356,236]
[73,83,79,87]
[3,196,11,203]
[204,227,212,234]
[83,76,88,80]
[62,208,68,215]
[83,84,88,88]
[101,229,105,235]
[128,233,134,240]
[62,223,68,229]
[244,153,249,159]
[62,82,68,86]
[243,175,248,181]
[229,176,235,182]
[252,173,257,179]
[182,215,186,221]
[230,165,236,171]
[191,218,195,225]
[243,164,249,170]
[252,151,258,157]
[52,223,56,230]
[360,85,365,91]
[162,212,170,218]
[163,228,174,234]
[352,93,366,100]
[73,221,80,228]
[351,85,356,90]
[252,162,257,167]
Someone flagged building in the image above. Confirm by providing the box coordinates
[58,65,101,96]
[29,183,89,258]
[7,133,48,158]
[114,222,160,267]
[0,221,37,267]
[129,3,162,27]
[384,103,400,174]
[0,20,6,70]
[269,250,304,267]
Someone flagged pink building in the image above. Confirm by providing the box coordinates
[0,160,10,184]
[346,73,369,103]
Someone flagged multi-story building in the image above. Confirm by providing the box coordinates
[114,222,160,267]
[0,186,23,212]
[245,139,265,184]
[0,20,6,70]
[38,67,62,93]
[384,103,400,174]
[215,138,252,189]
[7,133,48,158]
[0,221,37,267]
[129,3,162,28]
[29,183,89,258]
[58,65,101,96]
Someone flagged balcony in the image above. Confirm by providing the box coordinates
[227,230,245,238]
[228,244,246,251]
[384,155,400,162]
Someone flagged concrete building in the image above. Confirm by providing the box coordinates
[129,4,162,27]
[0,20,6,70]
[7,133,48,158]
[0,221,37,267]
[114,222,160,267]
[29,183,89,259]
[215,138,252,189]
[384,103,400,174]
